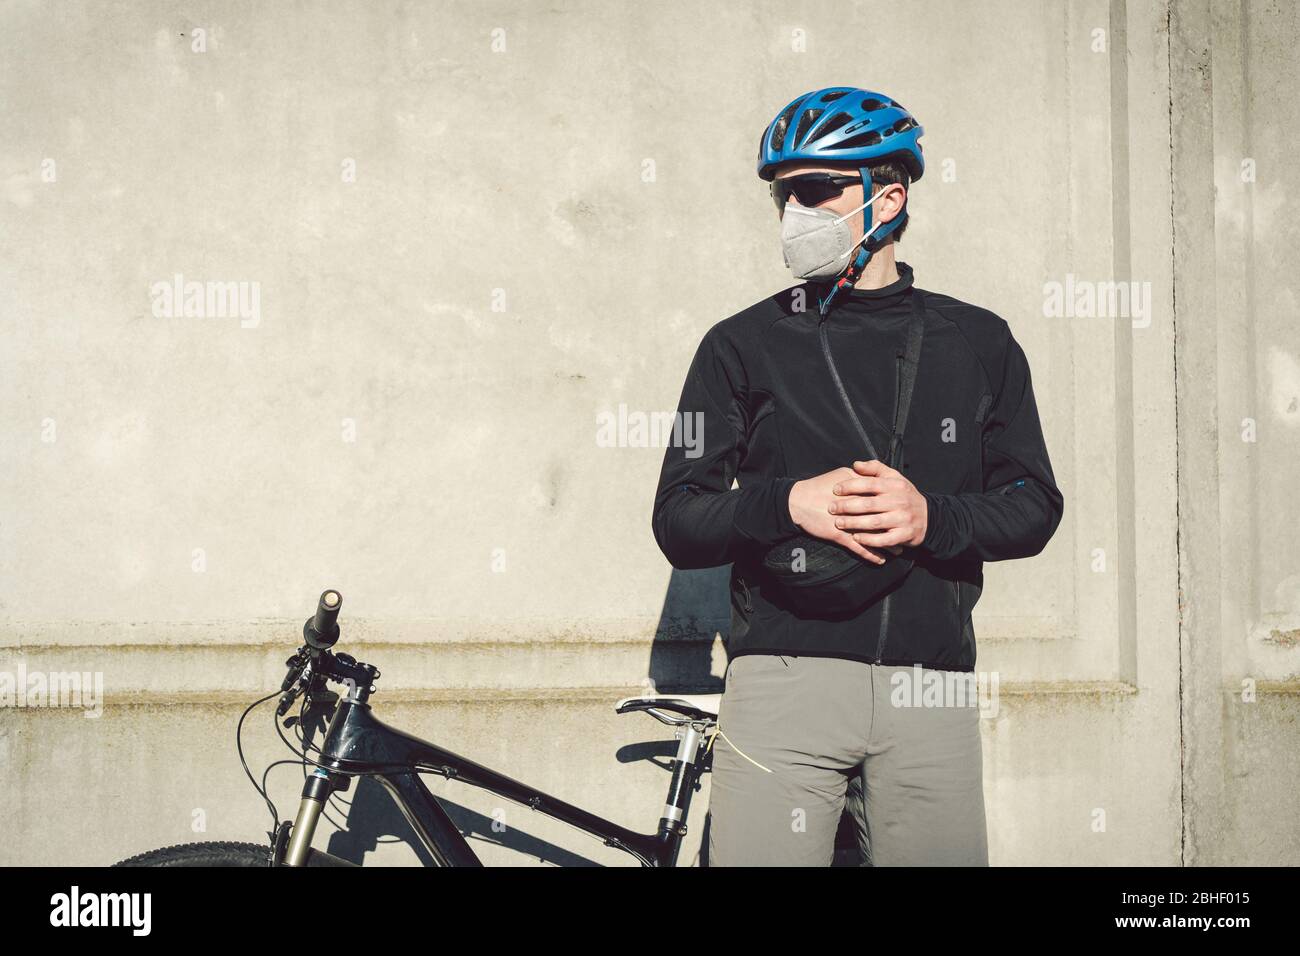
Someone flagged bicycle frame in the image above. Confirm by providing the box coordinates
[277,692,710,867]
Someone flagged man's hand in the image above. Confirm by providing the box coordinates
[827,459,928,550]
[788,467,894,565]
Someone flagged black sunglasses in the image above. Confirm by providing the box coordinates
[770,173,862,211]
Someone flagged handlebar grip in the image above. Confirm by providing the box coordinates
[304,589,342,650]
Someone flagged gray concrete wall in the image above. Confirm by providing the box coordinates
[1,0,1296,865]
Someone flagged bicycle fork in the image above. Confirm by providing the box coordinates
[282,769,334,866]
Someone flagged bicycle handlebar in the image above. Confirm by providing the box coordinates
[278,589,381,716]
[304,589,342,650]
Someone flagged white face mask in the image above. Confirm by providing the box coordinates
[779,184,890,280]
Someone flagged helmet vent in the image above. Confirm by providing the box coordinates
[821,90,849,103]
[769,101,800,153]
[893,117,917,133]
[828,129,883,150]
[860,97,886,111]
[815,111,854,140]
[794,108,823,146]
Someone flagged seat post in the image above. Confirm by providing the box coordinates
[655,721,708,865]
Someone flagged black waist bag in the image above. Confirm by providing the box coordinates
[760,290,926,618]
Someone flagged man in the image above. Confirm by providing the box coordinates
[652,87,1063,866]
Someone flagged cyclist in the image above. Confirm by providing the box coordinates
[652,87,1064,866]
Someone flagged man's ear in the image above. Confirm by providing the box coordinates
[876,183,908,224]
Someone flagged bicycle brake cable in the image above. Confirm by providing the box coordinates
[237,690,285,833]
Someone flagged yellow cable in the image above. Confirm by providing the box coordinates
[713,727,774,774]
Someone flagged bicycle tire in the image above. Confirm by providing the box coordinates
[113,841,272,867]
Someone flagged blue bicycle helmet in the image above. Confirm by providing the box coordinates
[758,87,924,312]
[757,87,924,182]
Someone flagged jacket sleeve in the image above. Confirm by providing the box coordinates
[919,332,1064,562]
[652,329,800,570]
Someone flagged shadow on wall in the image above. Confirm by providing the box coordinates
[647,566,732,694]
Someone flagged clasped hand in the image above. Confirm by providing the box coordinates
[787,460,928,565]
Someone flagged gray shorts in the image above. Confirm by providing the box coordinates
[707,654,988,867]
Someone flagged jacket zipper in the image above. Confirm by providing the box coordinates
[817,310,908,665]
[815,314,911,462]
[872,353,908,662]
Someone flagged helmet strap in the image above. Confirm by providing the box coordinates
[818,167,908,316]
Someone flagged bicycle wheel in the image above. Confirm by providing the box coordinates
[114,841,272,867]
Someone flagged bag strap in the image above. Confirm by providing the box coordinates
[818,310,879,460]
[887,290,927,467]
[818,286,927,465]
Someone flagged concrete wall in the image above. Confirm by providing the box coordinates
[1,0,1296,865]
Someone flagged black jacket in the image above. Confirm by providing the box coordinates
[651,263,1063,671]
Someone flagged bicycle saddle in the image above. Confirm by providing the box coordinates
[615,694,721,725]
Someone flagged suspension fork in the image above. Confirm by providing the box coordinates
[283,768,334,866]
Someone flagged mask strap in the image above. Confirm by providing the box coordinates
[831,183,891,227]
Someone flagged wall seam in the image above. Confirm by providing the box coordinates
[1165,0,1186,869]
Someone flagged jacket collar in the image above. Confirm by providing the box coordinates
[836,260,915,310]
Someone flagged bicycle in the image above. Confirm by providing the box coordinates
[115,590,719,867]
